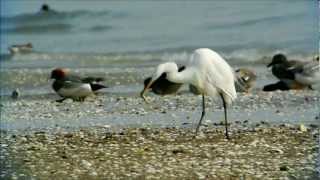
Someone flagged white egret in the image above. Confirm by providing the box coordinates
[189,68,257,94]
[141,48,237,139]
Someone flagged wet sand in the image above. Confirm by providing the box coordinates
[0,89,319,179]
[1,89,319,130]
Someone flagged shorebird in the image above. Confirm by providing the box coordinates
[141,48,237,139]
[11,89,20,99]
[264,54,319,91]
[140,66,185,101]
[8,43,33,55]
[41,4,50,12]
[234,68,257,93]
[50,68,107,102]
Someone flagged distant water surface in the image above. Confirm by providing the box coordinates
[0,0,318,94]
[1,0,318,54]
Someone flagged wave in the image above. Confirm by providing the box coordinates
[1,48,315,68]
[1,9,125,24]
[206,12,305,30]
[1,9,121,34]
[89,25,113,32]
[3,23,72,34]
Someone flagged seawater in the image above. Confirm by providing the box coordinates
[1,1,318,54]
[0,0,319,95]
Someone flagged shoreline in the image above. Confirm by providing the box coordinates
[1,90,319,131]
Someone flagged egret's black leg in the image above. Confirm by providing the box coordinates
[195,94,206,137]
[220,93,229,140]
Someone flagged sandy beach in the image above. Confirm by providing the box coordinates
[1,89,319,179]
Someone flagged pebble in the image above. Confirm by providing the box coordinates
[81,160,92,169]
[299,124,307,132]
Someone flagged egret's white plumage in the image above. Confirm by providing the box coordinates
[143,48,237,139]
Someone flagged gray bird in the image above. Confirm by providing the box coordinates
[11,89,20,99]
[234,68,257,93]
[8,43,33,55]
[50,68,107,102]
[265,54,319,90]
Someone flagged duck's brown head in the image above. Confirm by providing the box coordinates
[50,68,69,80]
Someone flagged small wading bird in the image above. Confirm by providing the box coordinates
[50,68,107,102]
[263,54,319,91]
[140,66,185,101]
[234,68,257,93]
[141,48,237,139]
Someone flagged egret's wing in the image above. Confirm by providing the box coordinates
[190,48,236,103]
[205,58,237,102]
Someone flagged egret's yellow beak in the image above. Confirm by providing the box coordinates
[140,79,155,103]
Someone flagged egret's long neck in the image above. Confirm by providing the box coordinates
[167,67,195,84]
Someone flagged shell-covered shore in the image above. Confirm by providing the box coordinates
[1,87,319,179]
[1,126,319,179]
